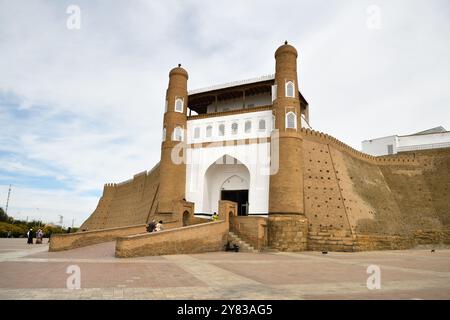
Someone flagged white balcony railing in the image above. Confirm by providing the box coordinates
[397,142,450,153]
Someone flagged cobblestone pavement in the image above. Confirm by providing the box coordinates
[1,239,449,299]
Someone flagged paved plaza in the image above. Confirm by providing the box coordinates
[0,238,449,299]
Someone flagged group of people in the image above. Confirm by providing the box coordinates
[145,213,218,233]
[26,228,44,244]
[146,220,164,233]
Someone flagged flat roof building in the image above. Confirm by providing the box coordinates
[362,126,450,156]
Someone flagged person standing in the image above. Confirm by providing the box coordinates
[36,229,43,244]
[26,228,33,244]
[155,220,163,232]
[147,220,156,232]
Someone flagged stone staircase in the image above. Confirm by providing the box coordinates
[227,232,258,253]
[307,228,357,252]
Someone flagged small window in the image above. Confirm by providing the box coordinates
[165,100,168,113]
[286,81,295,98]
[206,125,212,137]
[245,120,252,133]
[387,144,394,155]
[272,115,276,130]
[194,127,200,139]
[175,98,183,113]
[286,111,297,129]
[259,119,266,131]
[162,127,166,141]
[218,124,225,136]
[231,123,238,135]
[173,126,183,141]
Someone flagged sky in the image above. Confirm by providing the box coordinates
[0,0,449,226]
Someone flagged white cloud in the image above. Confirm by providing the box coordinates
[0,0,449,225]
[0,184,98,226]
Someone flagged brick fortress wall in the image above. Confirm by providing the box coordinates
[79,128,449,252]
[80,165,160,230]
[301,128,450,251]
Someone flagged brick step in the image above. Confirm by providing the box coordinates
[308,229,353,238]
[308,235,355,242]
[307,245,355,252]
[228,232,258,253]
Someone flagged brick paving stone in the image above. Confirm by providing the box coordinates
[0,239,449,299]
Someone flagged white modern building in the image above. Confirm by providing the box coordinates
[362,126,450,156]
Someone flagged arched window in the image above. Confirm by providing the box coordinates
[165,100,168,113]
[286,81,295,98]
[231,122,238,135]
[194,127,200,139]
[218,124,225,136]
[286,111,297,129]
[162,126,166,141]
[173,126,183,141]
[245,120,252,133]
[206,125,212,137]
[175,98,183,113]
[259,119,266,132]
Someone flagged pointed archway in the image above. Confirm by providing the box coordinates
[203,154,250,216]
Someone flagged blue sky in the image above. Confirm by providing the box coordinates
[0,0,449,226]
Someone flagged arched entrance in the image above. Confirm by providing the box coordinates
[220,175,249,216]
[203,155,250,216]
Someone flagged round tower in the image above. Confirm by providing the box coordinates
[269,41,304,215]
[158,64,188,213]
[268,42,307,251]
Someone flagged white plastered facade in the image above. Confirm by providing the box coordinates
[185,110,273,215]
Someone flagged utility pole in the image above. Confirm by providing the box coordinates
[71,218,75,228]
[5,184,11,214]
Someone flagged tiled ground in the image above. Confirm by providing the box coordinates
[0,239,449,299]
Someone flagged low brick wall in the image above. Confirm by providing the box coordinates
[115,220,229,258]
[354,233,414,251]
[413,229,447,245]
[307,229,356,252]
[49,224,147,252]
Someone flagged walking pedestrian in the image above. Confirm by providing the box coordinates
[26,228,33,244]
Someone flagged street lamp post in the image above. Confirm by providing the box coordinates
[36,208,40,227]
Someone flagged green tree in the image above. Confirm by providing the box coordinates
[0,207,9,222]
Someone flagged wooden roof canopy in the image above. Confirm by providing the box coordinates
[187,79,309,115]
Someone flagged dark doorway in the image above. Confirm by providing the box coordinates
[221,189,249,216]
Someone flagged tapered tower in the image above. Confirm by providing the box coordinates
[268,42,308,251]
[269,41,304,215]
[158,64,189,213]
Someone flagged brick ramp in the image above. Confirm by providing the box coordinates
[49,224,147,252]
[32,241,117,259]
[115,220,229,258]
